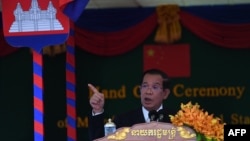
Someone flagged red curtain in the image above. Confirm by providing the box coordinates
[1,9,250,57]
[180,11,250,49]
[74,13,157,56]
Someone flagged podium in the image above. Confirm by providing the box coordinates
[94,121,196,141]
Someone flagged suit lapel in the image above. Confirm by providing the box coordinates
[132,108,146,124]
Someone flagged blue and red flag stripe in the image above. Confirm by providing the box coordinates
[66,21,76,141]
[33,50,44,141]
[63,0,89,140]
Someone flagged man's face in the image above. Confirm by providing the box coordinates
[140,74,169,111]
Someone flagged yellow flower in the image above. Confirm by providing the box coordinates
[169,101,226,141]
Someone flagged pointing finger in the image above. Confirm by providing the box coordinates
[88,83,99,93]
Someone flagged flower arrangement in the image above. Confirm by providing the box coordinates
[169,101,226,141]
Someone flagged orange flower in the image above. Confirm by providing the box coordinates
[169,101,226,141]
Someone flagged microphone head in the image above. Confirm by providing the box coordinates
[148,110,158,121]
[157,109,166,122]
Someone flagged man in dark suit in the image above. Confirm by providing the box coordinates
[88,69,175,141]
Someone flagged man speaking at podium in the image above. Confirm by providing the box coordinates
[88,69,176,141]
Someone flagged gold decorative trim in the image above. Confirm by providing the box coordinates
[154,4,181,44]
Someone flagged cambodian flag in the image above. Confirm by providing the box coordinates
[1,0,89,51]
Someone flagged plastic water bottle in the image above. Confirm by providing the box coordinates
[104,118,116,136]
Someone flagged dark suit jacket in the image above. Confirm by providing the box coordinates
[88,107,175,141]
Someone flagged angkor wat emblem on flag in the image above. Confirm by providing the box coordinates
[9,0,64,33]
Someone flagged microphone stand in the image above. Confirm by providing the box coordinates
[148,109,166,122]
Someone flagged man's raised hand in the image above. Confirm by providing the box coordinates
[88,83,105,113]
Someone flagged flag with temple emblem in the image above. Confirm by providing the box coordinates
[1,0,70,51]
[143,44,191,78]
[1,0,89,52]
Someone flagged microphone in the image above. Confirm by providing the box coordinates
[157,109,166,122]
[148,110,158,122]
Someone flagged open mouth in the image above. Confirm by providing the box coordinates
[144,97,153,104]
